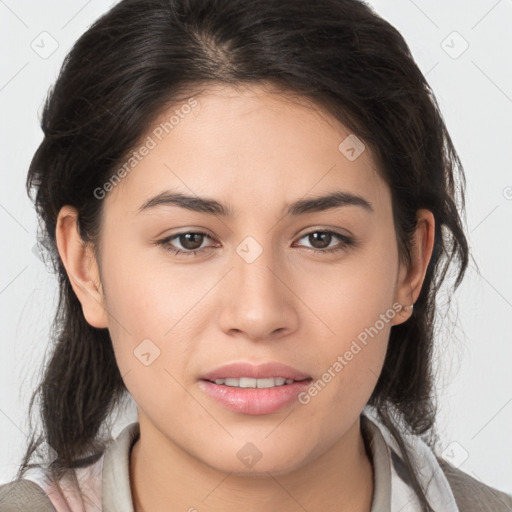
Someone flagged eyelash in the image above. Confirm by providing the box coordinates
[156,230,355,257]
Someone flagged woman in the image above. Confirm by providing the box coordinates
[0,0,510,510]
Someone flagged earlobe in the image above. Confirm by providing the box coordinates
[55,205,109,329]
[392,209,435,326]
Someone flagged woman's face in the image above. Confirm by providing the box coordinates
[65,83,432,475]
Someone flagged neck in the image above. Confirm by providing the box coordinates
[130,418,374,512]
[129,415,374,512]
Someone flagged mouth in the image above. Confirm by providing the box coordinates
[202,376,313,389]
[198,377,314,415]
[198,361,312,383]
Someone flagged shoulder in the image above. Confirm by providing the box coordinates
[437,457,512,512]
[0,478,57,511]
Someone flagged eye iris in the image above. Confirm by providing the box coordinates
[310,232,331,249]
[180,233,204,250]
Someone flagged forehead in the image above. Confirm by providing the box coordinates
[105,83,389,217]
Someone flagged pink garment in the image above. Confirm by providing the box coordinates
[24,455,104,512]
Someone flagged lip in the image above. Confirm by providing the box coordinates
[198,362,313,415]
[198,379,313,415]
[199,362,311,382]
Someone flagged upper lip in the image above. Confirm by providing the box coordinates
[199,362,312,382]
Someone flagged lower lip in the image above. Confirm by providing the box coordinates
[198,379,313,415]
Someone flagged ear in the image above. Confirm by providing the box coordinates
[55,205,109,329]
[391,208,435,326]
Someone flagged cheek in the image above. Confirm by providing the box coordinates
[99,241,211,386]
[301,235,398,340]
[297,234,397,406]
[100,233,196,328]
[298,297,392,430]
[101,259,194,420]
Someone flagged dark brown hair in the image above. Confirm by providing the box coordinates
[18,1,469,510]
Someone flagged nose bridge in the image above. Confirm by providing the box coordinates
[219,234,297,338]
[234,234,284,307]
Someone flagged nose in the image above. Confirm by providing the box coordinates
[217,241,299,341]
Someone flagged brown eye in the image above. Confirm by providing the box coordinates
[177,232,206,251]
[157,231,216,256]
[295,230,354,254]
[307,231,333,249]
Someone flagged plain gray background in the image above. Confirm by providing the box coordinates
[1,0,511,495]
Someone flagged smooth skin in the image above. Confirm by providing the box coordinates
[55,82,435,512]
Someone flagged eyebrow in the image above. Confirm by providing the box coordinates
[137,190,374,217]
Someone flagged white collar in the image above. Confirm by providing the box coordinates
[361,404,459,511]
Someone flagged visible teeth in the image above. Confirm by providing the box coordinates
[213,377,295,388]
